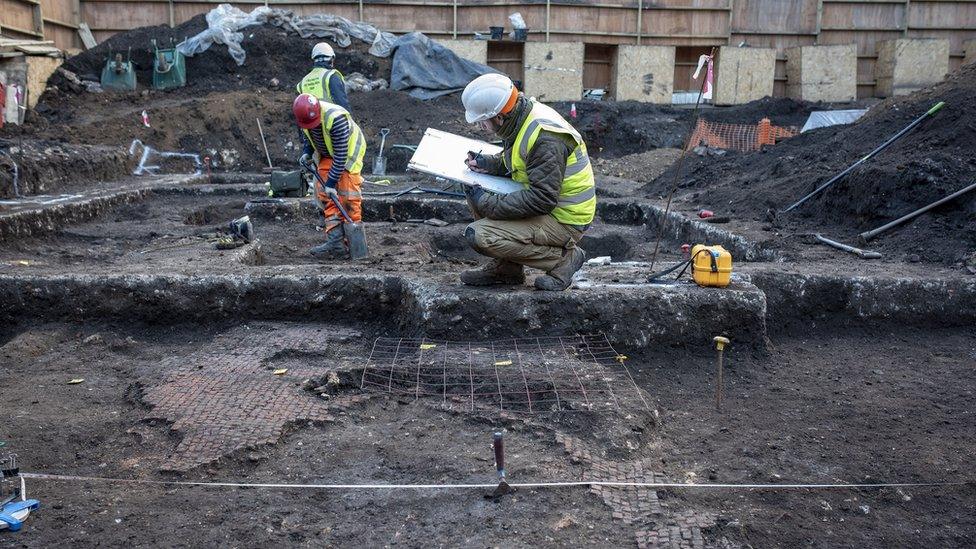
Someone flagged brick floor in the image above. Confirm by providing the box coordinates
[556,433,725,549]
[142,324,367,471]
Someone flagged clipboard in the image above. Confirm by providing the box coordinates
[408,128,523,195]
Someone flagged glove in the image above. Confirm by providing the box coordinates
[299,153,311,166]
[465,151,489,174]
[465,183,486,205]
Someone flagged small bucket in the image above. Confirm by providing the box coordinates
[489,26,504,40]
[512,28,528,41]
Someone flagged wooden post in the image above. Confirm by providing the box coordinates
[33,2,45,38]
[453,0,458,39]
[815,0,823,44]
[168,0,175,28]
[546,0,551,43]
[902,0,911,37]
[73,0,83,48]
[728,0,735,45]
[635,0,642,45]
[359,0,364,22]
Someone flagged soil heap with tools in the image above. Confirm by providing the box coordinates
[0,13,478,176]
[642,62,976,265]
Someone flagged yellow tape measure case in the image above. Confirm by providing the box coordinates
[691,245,732,288]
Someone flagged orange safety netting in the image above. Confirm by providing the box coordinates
[685,117,799,152]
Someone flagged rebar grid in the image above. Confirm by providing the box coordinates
[359,335,649,413]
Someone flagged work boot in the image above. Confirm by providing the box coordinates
[460,259,526,286]
[534,248,586,291]
[310,228,348,259]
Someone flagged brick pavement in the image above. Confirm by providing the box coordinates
[142,324,368,471]
[557,433,726,549]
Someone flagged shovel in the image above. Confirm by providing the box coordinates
[372,128,390,176]
[299,159,369,260]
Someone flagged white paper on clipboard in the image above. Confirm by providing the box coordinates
[408,128,523,195]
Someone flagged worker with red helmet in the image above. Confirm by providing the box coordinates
[293,93,367,258]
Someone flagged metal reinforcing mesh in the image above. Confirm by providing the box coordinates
[360,335,649,413]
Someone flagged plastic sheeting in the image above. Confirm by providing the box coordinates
[389,32,497,100]
[177,4,397,65]
[801,109,867,133]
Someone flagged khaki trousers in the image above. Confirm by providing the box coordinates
[465,215,583,272]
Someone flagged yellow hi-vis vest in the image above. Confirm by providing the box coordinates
[508,101,596,226]
[296,67,345,102]
[303,103,367,174]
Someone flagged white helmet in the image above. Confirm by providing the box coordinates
[311,42,335,62]
[461,73,515,124]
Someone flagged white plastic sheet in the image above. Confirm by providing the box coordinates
[177,4,397,66]
[801,109,867,133]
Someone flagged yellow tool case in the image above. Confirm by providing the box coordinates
[691,245,733,288]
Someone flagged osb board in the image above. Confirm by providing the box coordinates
[438,39,487,65]
[875,38,950,97]
[785,44,857,103]
[713,46,775,105]
[614,44,673,103]
[523,41,583,102]
[26,55,62,108]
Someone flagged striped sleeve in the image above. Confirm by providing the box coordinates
[325,115,350,185]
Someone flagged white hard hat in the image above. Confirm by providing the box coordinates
[311,42,335,61]
[461,73,515,124]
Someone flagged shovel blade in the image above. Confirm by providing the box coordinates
[372,157,387,176]
[344,222,369,260]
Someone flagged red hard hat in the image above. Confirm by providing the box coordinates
[293,94,321,129]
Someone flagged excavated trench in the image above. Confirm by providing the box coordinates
[1,175,973,351]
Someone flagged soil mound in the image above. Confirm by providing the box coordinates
[642,63,976,264]
[552,96,821,159]
[53,14,389,95]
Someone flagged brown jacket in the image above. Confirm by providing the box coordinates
[476,95,576,220]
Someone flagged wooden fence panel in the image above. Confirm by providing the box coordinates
[731,0,818,35]
[5,0,968,100]
[1,0,44,39]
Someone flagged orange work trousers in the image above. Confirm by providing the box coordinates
[316,156,363,234]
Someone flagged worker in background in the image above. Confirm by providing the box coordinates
[459,74,596,291]
[293,93,366,258]
[296,42,350,112]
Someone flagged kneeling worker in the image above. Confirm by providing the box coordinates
[460,74,595,291]
[293,93,367,258]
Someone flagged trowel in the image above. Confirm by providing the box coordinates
[372,128,390,176]
[485,432,514,500]
[299,159,369,260]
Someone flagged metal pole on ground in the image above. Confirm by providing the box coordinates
[256,118,273,171]
[859,181,976,242]
[782,101,945,213]
[713,336,729,411]
[648,47,715,273]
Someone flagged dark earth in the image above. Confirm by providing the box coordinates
[1,319,973,547]
[1,10,975,548]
